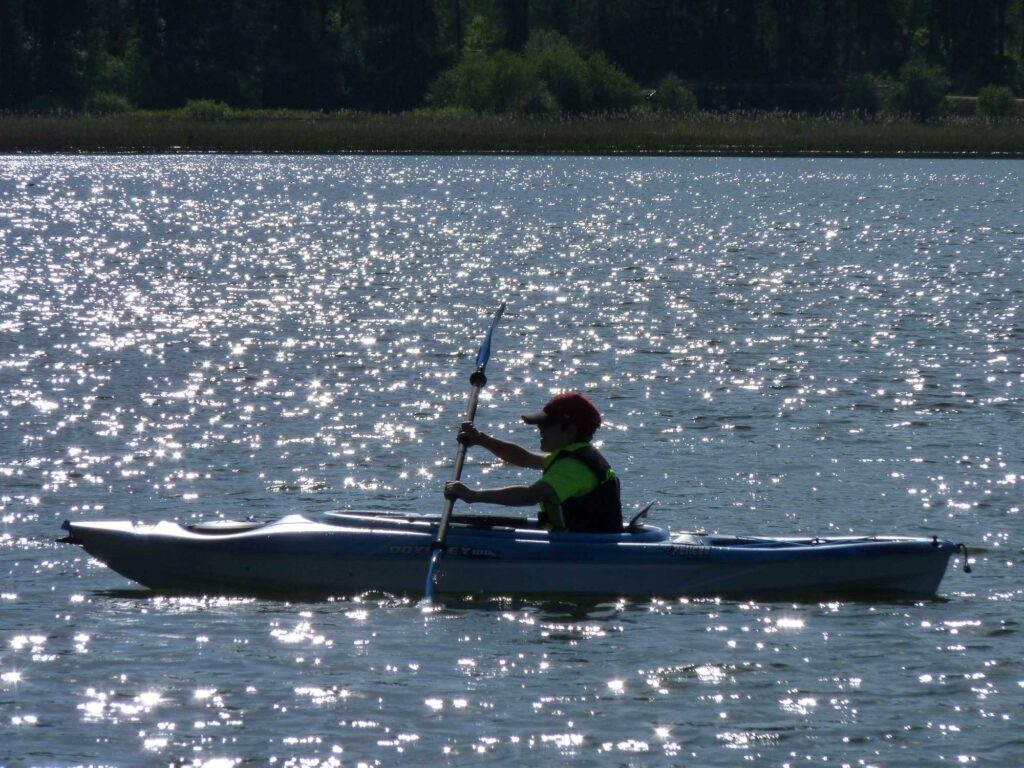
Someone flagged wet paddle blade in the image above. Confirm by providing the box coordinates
[475,302,506,370]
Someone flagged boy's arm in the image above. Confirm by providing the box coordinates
[458,422,545,470]
[445,480,556,506]
[477,433,546,470]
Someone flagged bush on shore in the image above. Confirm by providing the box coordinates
[891,60,950,120]
[84,92,134,116]
[525,29,593,113]
[977,85,1017,120]
[180,99,234,121]
[651,74,698,114]
[584,50,643,113]
[428,50,558,116]
[428,30,642,115]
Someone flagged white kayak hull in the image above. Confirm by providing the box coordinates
[61,512,959,600]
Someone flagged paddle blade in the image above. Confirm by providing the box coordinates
[474,302,506,370]
[423,547,443,602]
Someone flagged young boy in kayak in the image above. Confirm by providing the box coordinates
[443,392,623,533]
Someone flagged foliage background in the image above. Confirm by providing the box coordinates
[0,0,1022,115]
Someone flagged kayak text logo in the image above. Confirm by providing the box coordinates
[388,545,499,559]
[667,545,711,558]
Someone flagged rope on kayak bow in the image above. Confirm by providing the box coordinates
[955,542,972,573]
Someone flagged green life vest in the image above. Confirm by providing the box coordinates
[545,444,623,533]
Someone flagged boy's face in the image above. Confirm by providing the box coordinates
[537,419,579,452]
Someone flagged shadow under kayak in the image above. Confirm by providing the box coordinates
[60,511,965,600]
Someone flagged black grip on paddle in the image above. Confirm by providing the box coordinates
[469,370,487,387]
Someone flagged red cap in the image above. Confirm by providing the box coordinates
[522,392,602,438]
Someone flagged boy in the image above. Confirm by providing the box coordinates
[443,392,622,533]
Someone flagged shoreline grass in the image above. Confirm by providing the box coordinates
[1,112,1023,157]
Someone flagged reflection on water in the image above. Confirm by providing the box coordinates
[1,156,1021,765]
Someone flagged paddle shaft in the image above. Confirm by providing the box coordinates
[424,302,505,601]
[433,381,483,546]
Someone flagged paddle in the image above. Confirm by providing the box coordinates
[424,301,506,602]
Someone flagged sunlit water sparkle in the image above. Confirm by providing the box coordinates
[1,155,1021,765]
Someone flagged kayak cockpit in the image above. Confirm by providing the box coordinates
[185,520,268,535]
[321,510,539,531]
[320,510,671,542]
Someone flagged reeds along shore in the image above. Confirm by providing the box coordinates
[1,112,1023,156]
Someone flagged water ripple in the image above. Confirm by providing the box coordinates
[1,155,1021,765]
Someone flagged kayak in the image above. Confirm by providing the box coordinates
[60,511,964,600]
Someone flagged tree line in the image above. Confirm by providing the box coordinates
[1,0,1022,116]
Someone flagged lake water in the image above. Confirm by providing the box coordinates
[1,155,1021,766]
